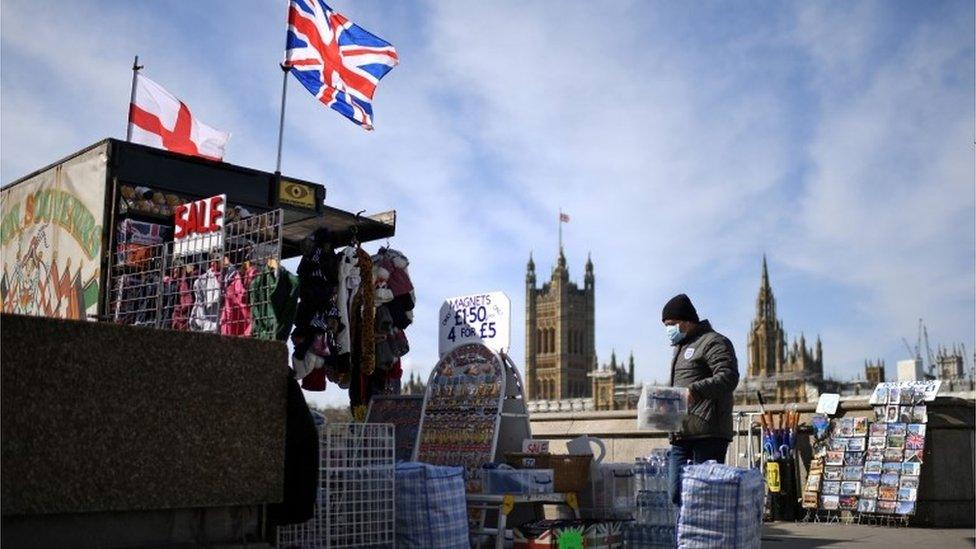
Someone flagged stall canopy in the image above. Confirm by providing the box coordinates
[6,138,395,259]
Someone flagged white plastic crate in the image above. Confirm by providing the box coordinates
[278,422,396,548]
[481,468,555,495]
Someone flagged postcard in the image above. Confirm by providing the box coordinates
[821,495,840,510]
[822,481,840,495]
[879,486,898,501]
[868,436,886,450]
[904,449,924,462]
[864,461,882,475]
[839,495,858,510]
[880,473,901,487]
[823,467,843,481]
[866,449,885,462]
[862,473,881,488]
[887,387,901,405]
[861,486,879,499]
[853,417,869,436]
[840,481,861,496]
[887,423,907,436]
[848,437,866,452]
[884,448,904,462]
[878,500,897,514]
[826,451,844,466]
[858,498,877,513]
[829,439,848,452]
[869,385,888,405]
[886,434,906,449]
[870,423,887,436]
[873,406,886,422]
[912,405,927,423]
[842,466,863,481]
[899,475,919,489]
[882,462,902,475]
[902,462,921,476]
[899,387,915,405]
[896,501,916,515]
[809,459,825,473]
[906,423,925,436]
[885,405,899,423]
[839,418,855,437]
[806,474,821,491]
[905,434,925,450]
[844,452,865,466]
[802,491,819,509]
[898,406,913,423]
[898,487,917,501]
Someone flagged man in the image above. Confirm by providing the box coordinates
[662,293,739,506]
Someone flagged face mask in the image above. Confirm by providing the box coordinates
[666,324,685,345]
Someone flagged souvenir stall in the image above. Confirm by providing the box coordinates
[70,138,413,415]
[801,380,939,525]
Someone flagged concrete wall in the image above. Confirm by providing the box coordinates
[529,397,975,527]
[1,314,291,546]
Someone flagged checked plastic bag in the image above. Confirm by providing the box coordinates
[637,385,689,431]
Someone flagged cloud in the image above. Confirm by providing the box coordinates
[2,1,972,409]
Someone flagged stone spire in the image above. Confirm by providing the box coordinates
[584,252,594,290]
[628,351,635,383]
[526,252,536,285]
[756,254,776,320]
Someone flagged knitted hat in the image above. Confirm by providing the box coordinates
[662,294,699,323]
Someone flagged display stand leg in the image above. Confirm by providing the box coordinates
[495,509,508,549]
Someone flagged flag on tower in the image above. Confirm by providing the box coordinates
[560,212,570,223]
[283,0,399,130]
[127,74,231,161]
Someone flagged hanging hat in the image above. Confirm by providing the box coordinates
[662,293,699,323]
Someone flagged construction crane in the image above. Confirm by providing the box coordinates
[920,319,935,372]
[901,337,918,361]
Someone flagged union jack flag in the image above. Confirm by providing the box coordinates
[284,0,399,130]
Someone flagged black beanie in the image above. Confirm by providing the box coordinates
[662,294,699,323]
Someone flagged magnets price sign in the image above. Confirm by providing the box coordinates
[438,291,510,356]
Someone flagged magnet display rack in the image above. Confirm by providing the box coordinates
[413,343,532,527]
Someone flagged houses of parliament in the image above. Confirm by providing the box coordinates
[521,248,881,409]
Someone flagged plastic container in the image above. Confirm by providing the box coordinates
[482,468,555,495]
[583,462,635,519]
[637,385,689,431]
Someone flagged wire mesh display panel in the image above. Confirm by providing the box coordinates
[278,423,396,549]
[107,209,282,337]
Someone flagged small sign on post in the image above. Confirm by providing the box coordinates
[173,194,225,256]
[438,291,511,356]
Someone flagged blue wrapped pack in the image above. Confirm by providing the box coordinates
[677,463,764,549]
[395,462,469,548]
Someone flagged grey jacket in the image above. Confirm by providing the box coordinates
[669,320,740,441]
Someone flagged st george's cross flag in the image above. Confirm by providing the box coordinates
[128,74,231,161]
[284,0,399,130]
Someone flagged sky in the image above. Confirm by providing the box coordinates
[2,0,973,409]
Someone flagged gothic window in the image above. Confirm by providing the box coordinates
[548,329,555,353]
[537,329,543,353]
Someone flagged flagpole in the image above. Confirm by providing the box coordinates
[558,207,563,251]
[275,63,289,173]
[125,55,143,141]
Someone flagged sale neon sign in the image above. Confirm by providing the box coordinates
[173,194,225,256]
